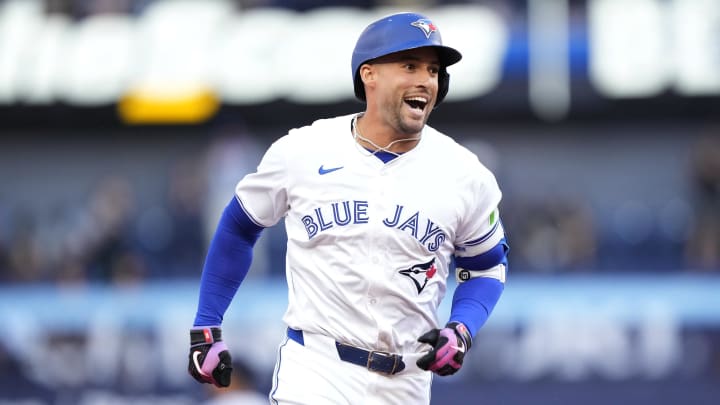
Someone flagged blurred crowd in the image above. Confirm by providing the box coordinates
[686,136,720,270]
[0,156,208,285]
[1,132,719,286]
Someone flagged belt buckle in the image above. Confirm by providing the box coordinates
[367,350,398,375]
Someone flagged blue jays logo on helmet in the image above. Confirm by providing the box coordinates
[411,19,437,39]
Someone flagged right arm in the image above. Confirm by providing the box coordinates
[193,196,265,326]
[188,197,264,387]
[195,132,290,324]
[188,134,289,387]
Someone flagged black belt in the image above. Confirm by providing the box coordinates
[287,328,405,375]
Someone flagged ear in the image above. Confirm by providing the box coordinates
[359,64,376,91]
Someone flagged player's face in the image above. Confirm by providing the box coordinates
[370,48,440,136]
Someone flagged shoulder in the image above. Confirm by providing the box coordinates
[423,125,496,180]
[284,114,355,141]
[264,114,354,155]
[259,114,356,166]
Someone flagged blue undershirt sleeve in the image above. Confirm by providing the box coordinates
[449,240,509,338]
[449,277,504,338]
[193,197,264,326]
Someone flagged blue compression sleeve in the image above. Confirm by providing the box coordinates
[449,277,504,338]
[449,239,509,337]
[193,197,264,326]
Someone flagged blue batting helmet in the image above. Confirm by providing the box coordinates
[351,12,462,105]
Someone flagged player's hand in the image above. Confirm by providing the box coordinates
[416,322,472,376]
[188,326,233,387]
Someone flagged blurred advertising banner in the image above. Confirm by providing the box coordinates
[0,274,719,404]
[0,0,718,126]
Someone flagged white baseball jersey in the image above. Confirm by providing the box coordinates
[235,113,504,354]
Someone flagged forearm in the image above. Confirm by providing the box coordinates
[193,197,264,326]
[449,277,504,338]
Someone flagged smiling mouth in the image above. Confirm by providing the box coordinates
[404,96,428,111]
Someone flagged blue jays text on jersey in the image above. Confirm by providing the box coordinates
[301,200,447,252]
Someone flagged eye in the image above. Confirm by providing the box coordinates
[429,66,440,75]
[404,63,417,71]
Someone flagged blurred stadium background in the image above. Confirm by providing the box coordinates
[1,0,719,404]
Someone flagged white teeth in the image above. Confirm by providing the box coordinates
[404,96,428,111]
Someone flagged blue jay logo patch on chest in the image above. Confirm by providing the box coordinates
[398,258,437,294]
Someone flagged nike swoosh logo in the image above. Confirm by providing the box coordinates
[318,165,344,175]
[451,345,466,353]
[192,351,210,377]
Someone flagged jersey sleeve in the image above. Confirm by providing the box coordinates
[448,160,507,336]
[234,135,291,227]
[453,162,506,282]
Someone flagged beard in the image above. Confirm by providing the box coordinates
[396,115,425,134]
[385,99,430,136]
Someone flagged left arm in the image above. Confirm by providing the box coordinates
[449,237,509,337]
[417,156,508,375]
[416,236,509,375]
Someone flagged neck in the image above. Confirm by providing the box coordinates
[354,113,421,154]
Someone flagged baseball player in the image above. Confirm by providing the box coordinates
[188,12,509,405]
